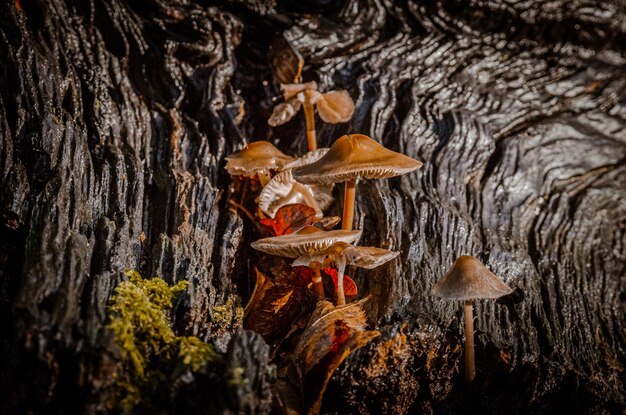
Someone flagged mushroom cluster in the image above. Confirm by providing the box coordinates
[223,56,517,402]
[224,69,422,304]
[239,131,422,303]
[241,127,423,305]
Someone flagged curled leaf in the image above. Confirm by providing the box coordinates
[317,90,355,123]
[294,298,379,414]
[243,268,315,341]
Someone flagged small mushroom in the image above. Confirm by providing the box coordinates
[292,241,399,305]
[268,82,355,152]
[251,226,362,297]
[277,148,335,215]
[431,255,513,382]
[292,134,423,230]
[258,171,323,218]
[225,141,294,186]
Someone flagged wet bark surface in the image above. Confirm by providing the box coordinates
[1,0,625,413]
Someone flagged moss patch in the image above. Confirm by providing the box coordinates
[108,270,216,411]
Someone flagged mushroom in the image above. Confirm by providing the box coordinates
[292,134,423,230]
[292,241,399,306]
[258,171,323,218]
[268,82,355,151]
[251,226,362,297]
[225,141,295,186]
[269,148,335,216]
[431,255,513,382]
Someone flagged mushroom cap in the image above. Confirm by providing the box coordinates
[431,255,513,300]
[225,141,295,176]
[268,98,302,127]
[292,134,423,185]
[251,226,362,258]
[280,148,330,171]
[282,81,317,101]
[317,90,355,124]
[258,171,322,218]
[292,241,399,269]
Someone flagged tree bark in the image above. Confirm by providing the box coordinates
[1,0,624,413]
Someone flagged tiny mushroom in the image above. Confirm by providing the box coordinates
[292,134,423,230]
[268,82,355,151]
[251,226,362,297]
[292,241,399,306]
[431,255,513,382]
[225,141,294,187]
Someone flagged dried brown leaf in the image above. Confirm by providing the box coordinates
[294,298,380,414]
[243,267,316,342]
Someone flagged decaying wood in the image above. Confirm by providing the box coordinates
[0,0,624,413]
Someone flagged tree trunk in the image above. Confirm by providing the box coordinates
[1,0,624,413]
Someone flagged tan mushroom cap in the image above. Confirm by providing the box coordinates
[251,226,362,258]
[317,90,355,124]
[292,241,399,269]
[268,99,302,127]
[282,81,317,101]
[431,255,513,300]
[225,141,295,176]
[292,134,423,185]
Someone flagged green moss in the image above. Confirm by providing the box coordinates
[212,295,244,326]
[108,270,216,410]
[179,336,217,371]
[227,367,249,387]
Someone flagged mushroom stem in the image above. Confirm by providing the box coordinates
[335,257,347,305]
[464,300,476,382]
[311,269,324,297]
[342,178,358,230]
[303,91,317,151]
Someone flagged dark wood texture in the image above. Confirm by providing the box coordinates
[1,0,624,413]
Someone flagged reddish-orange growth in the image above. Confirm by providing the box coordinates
[293,266,317,287]
[325,267,358,297]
